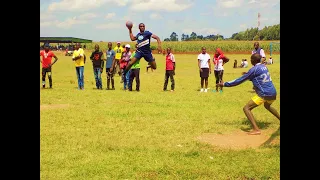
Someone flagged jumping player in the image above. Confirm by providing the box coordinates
[217,53,280,135]
[40,43,58,88]
[124,23,162,74]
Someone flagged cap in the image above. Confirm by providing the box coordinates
[125,44,130,48]
[117,41,121,44]
[44,43,50,47]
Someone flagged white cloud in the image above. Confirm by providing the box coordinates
[55,17,87,29]
[40,12,95,28]
[150,13,162,19]
[239,24,247,30]
[182,28,221,36]
[48,0,130,12]
[96,23,122,29]
[105,13,116,19]
[78,13,98,19]
[216,0,244,8]
[40,21,54,27]
[248,0,257,3]
[130,0,193,12]
[40,12,55,21]
[213,0,280,17]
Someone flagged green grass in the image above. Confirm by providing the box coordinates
[40,51,280,179]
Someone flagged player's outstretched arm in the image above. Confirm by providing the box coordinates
[222,69,254,87]
[151,34,162,53]
[129,28,137,41]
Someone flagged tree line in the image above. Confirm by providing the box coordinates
[164,24,280,41]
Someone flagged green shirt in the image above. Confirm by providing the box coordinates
[130,51,140,69]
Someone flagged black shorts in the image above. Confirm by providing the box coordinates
[200,68,209,78]
[42,67,52,73]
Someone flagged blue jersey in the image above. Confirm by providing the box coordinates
[106,49,115,68]
[224,63,277,99]
[136,31,152,54]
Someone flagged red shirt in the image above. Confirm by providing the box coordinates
[40,50,55,68]
[165,53,175,70]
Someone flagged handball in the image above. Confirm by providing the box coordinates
[126,21,133,29]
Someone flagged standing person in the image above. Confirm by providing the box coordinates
[40,43,58,88]
[72,43,85,90]
[120,44,132,90]
[89,44,104,89]
[217,53,280,135]
[106,42,116,90]
[114,42,124,76]
[213,48,229,92]
[129,44,141,91]
[124,23,162,75]
[197,47,211,92]
[252,42,266,63]
[163,47,175,92]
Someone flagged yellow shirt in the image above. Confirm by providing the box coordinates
[73,48,85,67]
[114,46,124,59]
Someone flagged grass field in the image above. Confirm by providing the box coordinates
[40,51,280,179]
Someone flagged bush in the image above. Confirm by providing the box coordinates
[150,46,157,50]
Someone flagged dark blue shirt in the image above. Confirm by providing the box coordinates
[136,30,152,54]
[224,63,277,99]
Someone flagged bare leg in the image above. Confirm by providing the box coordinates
[150,61,157,70]
[264,102,280,120]
[243,100,260,135]
[124,57,138,73]
[200,78,204,88]
[204,77,208,89]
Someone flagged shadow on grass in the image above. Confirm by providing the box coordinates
[260,127,280,148]
[240,119,271,132]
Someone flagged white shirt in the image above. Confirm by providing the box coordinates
[197,53,210,68]
[269,58,273,64]
[214,58,224,71]
[243,61,248,68]
[252,48,266,58]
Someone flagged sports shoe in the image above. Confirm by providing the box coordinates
[200,88,204,92]
[204,89,208,92]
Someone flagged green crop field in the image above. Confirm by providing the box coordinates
[40,51,280,179]
[43,40,280,54]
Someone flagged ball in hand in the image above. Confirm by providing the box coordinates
[126,21,133,29]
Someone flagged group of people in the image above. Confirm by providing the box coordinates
[40,23,279,135]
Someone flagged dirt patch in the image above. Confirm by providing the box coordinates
[197,129,280,150]
[40,104,70,111]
